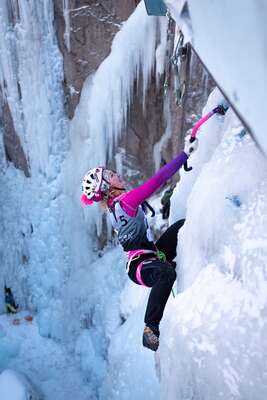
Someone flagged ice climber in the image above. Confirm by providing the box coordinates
[160,186,175,219]
[5,287,19,314]
[81,137,198,351]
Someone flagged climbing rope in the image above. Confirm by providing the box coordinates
[163,11,175,97]
[171,30,189,105]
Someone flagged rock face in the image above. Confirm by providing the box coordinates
[0,8,30,178]
[169,45,215,161]
[53,0,168,183]
[115,41,215,186]
[1,1,214,187]
[117,77,166,185]
[53,0,214,184]
[0,98,30,178]
[54,0,140,118]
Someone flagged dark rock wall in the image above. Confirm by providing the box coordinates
[115,44,215,187]
[0,4,30,178]
[1,1,214,189]
[1,98,30,177]
[53,0,168,183]
[54,0,139,118]
[169,46,215,162]
[116,77,166,185]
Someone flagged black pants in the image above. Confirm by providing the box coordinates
[128,219,185,330]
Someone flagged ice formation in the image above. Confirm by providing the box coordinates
[1,1,267,399]
[166,0,267,155]
[0,1,163,398]
[161,88,267,399]
[0,369,40,400]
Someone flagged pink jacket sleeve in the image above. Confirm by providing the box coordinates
[120,151,188,216]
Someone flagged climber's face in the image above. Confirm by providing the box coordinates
[108,170,125,189]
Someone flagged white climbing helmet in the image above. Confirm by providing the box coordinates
[82,167,109,202]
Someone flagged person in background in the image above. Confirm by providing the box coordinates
[160,185,175,219]
[5,287,19,314]
[80,137,198,351]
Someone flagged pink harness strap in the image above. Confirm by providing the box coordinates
[126,249,158,287]
[126,249,156,271]
[127,249,144,259]
[136,261,149,287]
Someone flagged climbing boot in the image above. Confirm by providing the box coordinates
[142,326,159,352]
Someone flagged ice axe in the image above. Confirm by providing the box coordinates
[183,101,229,172]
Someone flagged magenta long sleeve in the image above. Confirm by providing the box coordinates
[120,151,188,216]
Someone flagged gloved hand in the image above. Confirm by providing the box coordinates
[184,135,198,156]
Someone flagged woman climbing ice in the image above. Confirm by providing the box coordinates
[80,136,198,351]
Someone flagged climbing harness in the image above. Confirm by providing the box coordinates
[126,248,169,288]
[183,102,229,172]
[127,248,176,297]
[136,261,150,287]
[157,250,166,263]
[126,249,159,273]
[142,201,156,217]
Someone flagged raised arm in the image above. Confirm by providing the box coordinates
[120,151,188,216]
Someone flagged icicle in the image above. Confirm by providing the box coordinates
[155,17,168,84]
[0,0,67,176]
[0,2,25,152]
[78,2,159,170]
[0,126,7,173]
[153,93,172,170]
[63,0,71,52]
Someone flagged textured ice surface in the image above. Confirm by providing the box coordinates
[160,88,267,399]
[166,0,267,155]
[0,369,40,400]
[1,1,267,399]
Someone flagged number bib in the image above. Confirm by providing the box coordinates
[109,201,154,251]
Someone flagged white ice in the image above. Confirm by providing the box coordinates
[159,88,267,399]
[0,369,40,400]
[166,0,267,155]
[1,1,267,399]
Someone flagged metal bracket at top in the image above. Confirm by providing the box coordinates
[144,0,167,16]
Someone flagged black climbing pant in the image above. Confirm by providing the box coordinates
[128,219,185,330]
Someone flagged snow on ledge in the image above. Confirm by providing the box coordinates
[0,370,41,400]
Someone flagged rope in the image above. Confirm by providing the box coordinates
[163,11,175,97]
[171,30,189,105]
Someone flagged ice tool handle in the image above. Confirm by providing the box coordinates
[183,103,229,172]
[191,104,228,139]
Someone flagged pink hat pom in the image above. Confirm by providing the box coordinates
[80,194,94,206]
